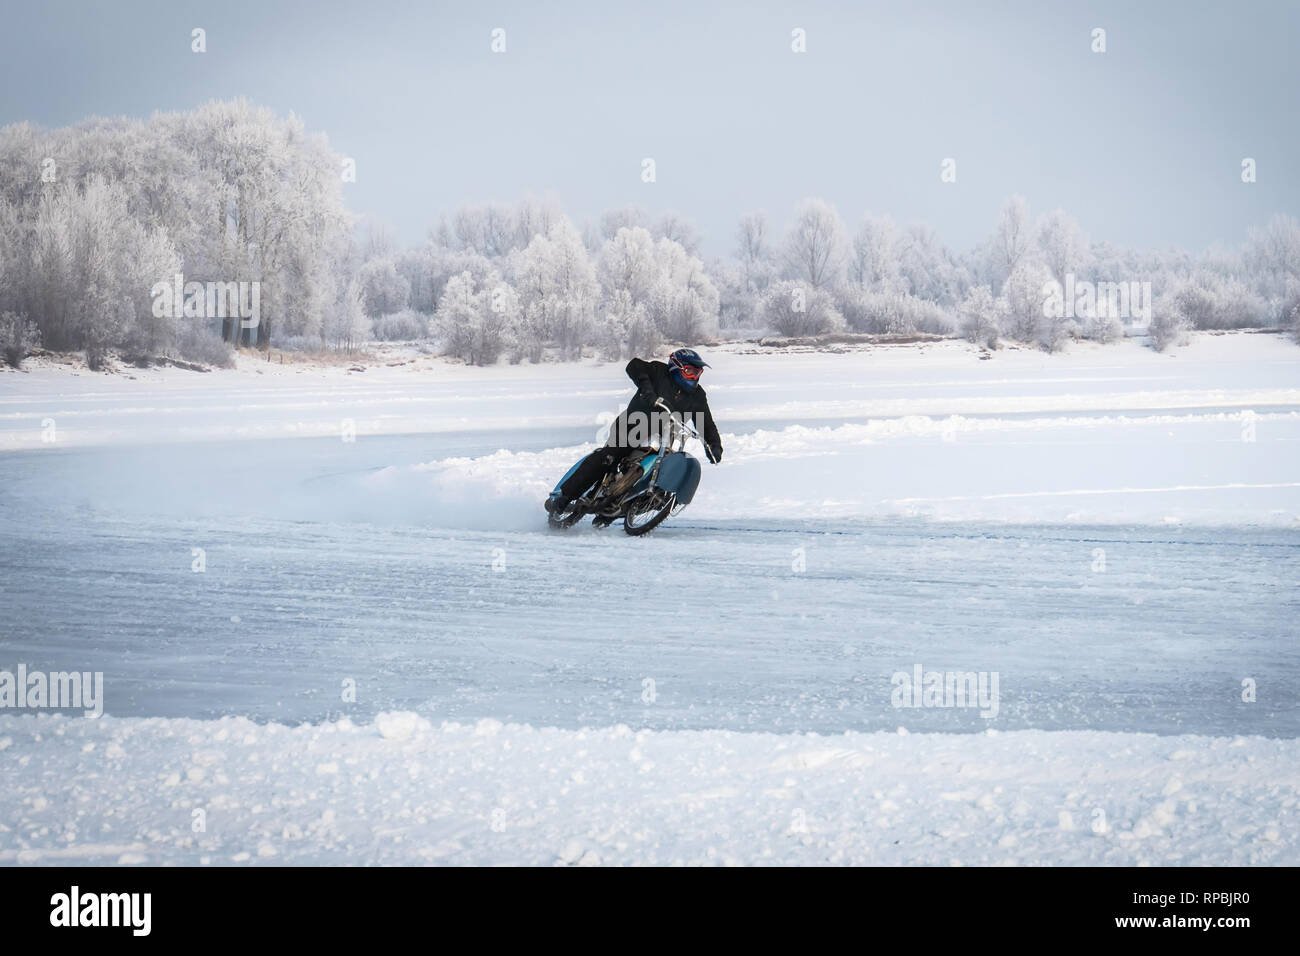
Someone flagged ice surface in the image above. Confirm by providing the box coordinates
[1,334,1297,864]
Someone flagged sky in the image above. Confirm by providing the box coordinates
[1,0,1297,257]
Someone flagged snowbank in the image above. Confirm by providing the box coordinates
[2,713,1295,866]
[3,333,1298,451]
[3,332,1296,527]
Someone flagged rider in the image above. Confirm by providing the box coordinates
[546,348,724,515]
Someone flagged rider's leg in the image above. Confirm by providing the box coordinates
[556,447,620,504]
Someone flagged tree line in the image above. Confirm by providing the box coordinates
[2,100,1297,369]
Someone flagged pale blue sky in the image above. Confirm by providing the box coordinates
[2,0,1296,255]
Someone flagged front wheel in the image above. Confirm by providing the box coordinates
[547,499,585,529]
[623,490,676,536]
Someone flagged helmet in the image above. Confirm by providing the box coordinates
[668,348,709,388]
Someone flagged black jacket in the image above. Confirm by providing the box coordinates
[619,357,722,459]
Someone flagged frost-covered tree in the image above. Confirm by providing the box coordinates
[850,214,902,293]
[597,226,659,302]
[0,193,24,321]
[9,102,1300,367]
[737,211,769,284]
[654,212,701,256]
[596,227,718,346]
[594,288,657,361]
[512,219,599,361]
[781,199,846,288]
[897,224,967,305]
[324,278,372,351]
[837,288,952,335]
[28,176,180,366]
[370,309,427,342]
[960,285,1001,348]
[0,122,47,211]
[1245,213,1300,323]
[360,224,398,260]
[511,195,561,252]
[1037,210,1089,288]
[357,257,410,317]
[726,211,776,326]
[178,100,353,347]
[396,245,439,314]
[600,206,649,242]
[436,269,516,365]
[0,311,40,367]
[1001,259,1053,343]
[1037,302,1077,352]
[452,202,514,258]
[710,259,752,329]
[1166,273,1271,330]
[991,196,1032,290]
[648,237,719,343]
[1149,285,1191,352]
[759,280,844,336]
[430,216,454,249]
[392,244,498,320]
[738,211,775,285]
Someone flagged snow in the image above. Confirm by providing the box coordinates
[1,713,1294,866]
[1,332,1297,865]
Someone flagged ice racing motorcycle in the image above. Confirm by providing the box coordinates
[547,399,705,535]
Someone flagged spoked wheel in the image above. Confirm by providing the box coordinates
[623,490,676,536]
[547,500,586,530]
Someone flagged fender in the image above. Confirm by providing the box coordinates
[550,455,587,497]
[634,450,701,504]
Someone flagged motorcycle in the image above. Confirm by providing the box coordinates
[546,399,707,535]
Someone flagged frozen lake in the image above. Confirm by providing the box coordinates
[2,335,1296,736]
[2,335,1298,865]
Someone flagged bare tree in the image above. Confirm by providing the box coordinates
[782,199,846,289]
[600,205,649,242]
[654,212,701,256]
[736,211,771,292]
[851,214,902,292]
[993,196,1031,289]
[1037,209,1088,287]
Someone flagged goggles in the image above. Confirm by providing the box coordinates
[676,363,702,381]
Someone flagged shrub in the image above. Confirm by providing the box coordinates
[1000,261,1054,343]
[1149,287,1191,352]
[371,309,429,341]
[759,280,844,336]
[838,288,953,335]
[959,286,1001,349]
[1172,275,1271,330]
[174,322,235,368]
[275,333,328,352]
[0,312,40,368]
[1081,313,1124,344]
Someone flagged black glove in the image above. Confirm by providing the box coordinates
[706,442,723,463]
[636,382,656,404]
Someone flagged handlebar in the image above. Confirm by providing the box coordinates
[651,397,717,462]
[653,398,702,445]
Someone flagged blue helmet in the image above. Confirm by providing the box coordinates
[668,348,709,388]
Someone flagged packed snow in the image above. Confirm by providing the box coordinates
[2,715,1295,866]
[1,333,1297,865]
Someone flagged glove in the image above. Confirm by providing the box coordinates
[706,442,723,464]
[636,382,656,404]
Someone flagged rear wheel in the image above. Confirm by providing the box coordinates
[623,490,676,536]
